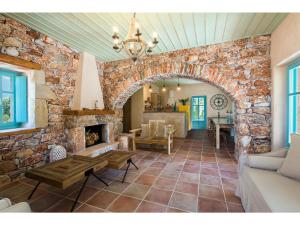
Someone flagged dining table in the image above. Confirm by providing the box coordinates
[212,118,234,149]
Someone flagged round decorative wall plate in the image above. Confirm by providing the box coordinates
[210,94,228,110]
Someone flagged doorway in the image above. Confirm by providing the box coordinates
[191,96,207,129]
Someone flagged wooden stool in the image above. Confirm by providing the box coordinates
[94,150,138,183]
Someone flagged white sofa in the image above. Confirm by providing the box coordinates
[236,148,300,212]
[0,198,31,212]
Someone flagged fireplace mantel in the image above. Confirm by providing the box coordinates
[63,109,115,116]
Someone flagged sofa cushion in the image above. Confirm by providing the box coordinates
[149,120,157,137]
[278,134,300,181]
[0,198,11,210]
[0,202,31,212]
[242,166,300,212]
[246,156,285,171]
[260,148,288,157]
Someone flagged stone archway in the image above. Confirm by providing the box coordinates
[102,35,272,155]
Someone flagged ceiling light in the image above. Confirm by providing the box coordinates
[149,85,152,92]
[162,80,167,92]
[112,13,159,63]
[177,78,181,91]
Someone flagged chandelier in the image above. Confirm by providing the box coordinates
[112,13,159,62]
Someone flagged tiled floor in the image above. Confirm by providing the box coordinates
[0,130,244,212]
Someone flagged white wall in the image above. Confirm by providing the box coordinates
[160,83,232,117]
[131,88,144,129]
[271,13,300,148]
[143,84,159,101]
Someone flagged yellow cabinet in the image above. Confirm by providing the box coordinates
[178,105,191,130]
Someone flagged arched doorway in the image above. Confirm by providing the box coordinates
[102,37,272,156]
[119,75,237,154]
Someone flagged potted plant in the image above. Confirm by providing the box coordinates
[178,98,189,105]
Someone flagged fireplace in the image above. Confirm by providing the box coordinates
[64,113,120,154]
[85,124,105,147]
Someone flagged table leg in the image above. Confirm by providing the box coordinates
[122,159,138,183]
[91,172,109,186]
[28,181,40,200]
[70,173,90,212]
[216,124,220,150]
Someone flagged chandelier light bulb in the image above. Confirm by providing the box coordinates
[135,21,140,29]
[149,85,153,92]
[152,32,158,38]
[148,41,154,48]
[177,84,181,91]
[162,85,166,92]
[113,38,119,45]
[129,43,134,49]
[113,26,119,34]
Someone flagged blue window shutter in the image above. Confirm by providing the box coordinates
[15,75,28,123]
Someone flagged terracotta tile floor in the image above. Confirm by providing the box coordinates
[0,130,244,212]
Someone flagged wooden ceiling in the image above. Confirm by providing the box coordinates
[6,13,287,62]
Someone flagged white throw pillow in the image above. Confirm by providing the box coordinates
[140,124,149,138]
[157,121,166,137]
[278,134,300,181]
[247,156,285,171]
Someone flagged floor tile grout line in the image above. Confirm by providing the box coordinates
[133,152,174,212]
[167,147,190,211]
[102,152,164,212]
[217,148,230,212]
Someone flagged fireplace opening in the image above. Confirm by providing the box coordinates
[85,124,105,147]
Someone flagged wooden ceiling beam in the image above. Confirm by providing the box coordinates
[0,53,42,70]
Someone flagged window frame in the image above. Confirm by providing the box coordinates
[287,60,300,145]
[0,69,22,129]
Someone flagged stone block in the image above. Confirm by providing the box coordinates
[239,136,251,147]
[237,123,250,135]
[0,24,11,36]
[35,99,48,128]
[36,84,57,99]
[3,37,22,48]
[65,127,85,153]
[33,70,46,84]
[16,149,34,159]
[1,46,19,56]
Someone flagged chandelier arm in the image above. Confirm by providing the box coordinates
[114,42,124,53]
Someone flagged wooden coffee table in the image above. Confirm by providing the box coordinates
[25,155,108,212]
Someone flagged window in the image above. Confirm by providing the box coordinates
[0,69,28,130]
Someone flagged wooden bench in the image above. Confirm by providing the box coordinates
[130,120,176,154]
[93,150,138,183]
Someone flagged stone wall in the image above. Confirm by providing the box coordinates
[0,15,123,185]
[0,15,79,183]
[102,36,272,155]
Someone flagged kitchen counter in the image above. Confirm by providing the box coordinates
[143,112,188,138]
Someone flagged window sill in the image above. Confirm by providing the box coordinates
[0,127,41,137]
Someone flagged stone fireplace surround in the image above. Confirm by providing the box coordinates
[64,114,117,155]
